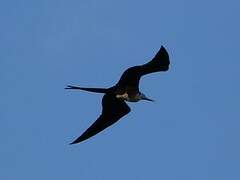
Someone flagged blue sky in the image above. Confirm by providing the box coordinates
[1,0,240,179]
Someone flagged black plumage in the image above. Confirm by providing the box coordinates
[66,46,170,144]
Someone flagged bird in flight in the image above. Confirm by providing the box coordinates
[66,46,170,144]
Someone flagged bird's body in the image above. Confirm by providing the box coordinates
[116,92,143,102]
[116,92,139,102]
[66,46,170,144]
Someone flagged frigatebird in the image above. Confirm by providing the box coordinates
[66,46,170,144]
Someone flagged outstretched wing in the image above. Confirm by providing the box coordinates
[116,46,170,89]
[70,94,131,144]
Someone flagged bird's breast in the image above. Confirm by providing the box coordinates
[116,92,140,102]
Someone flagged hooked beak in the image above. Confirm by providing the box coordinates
[142,96,154,102]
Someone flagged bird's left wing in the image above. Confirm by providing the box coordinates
[116,46,170,89]
[70,94,131,144]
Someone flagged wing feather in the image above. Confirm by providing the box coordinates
[70,94,130,144]
[116,46,170,89]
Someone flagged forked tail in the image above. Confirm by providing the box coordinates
[65,85,109,93]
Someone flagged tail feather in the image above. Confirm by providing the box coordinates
[65,85,109,94]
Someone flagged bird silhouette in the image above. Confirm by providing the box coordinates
[66,46,170,144]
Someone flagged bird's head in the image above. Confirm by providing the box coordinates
[140,93,154,102]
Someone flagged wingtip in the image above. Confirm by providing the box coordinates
[69,139,82,145]
[69,141,79,145]
[69,136,86,145]
[160,45,169,58]
[160,45,167,52]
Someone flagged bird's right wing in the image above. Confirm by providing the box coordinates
[116,46,170,89]
[141,45,170,74]
[70,94,131,144]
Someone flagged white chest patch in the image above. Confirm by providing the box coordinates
[116,93,129,100]
[116,93,140,102]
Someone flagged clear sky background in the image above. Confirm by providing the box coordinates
[1,0,240,179]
